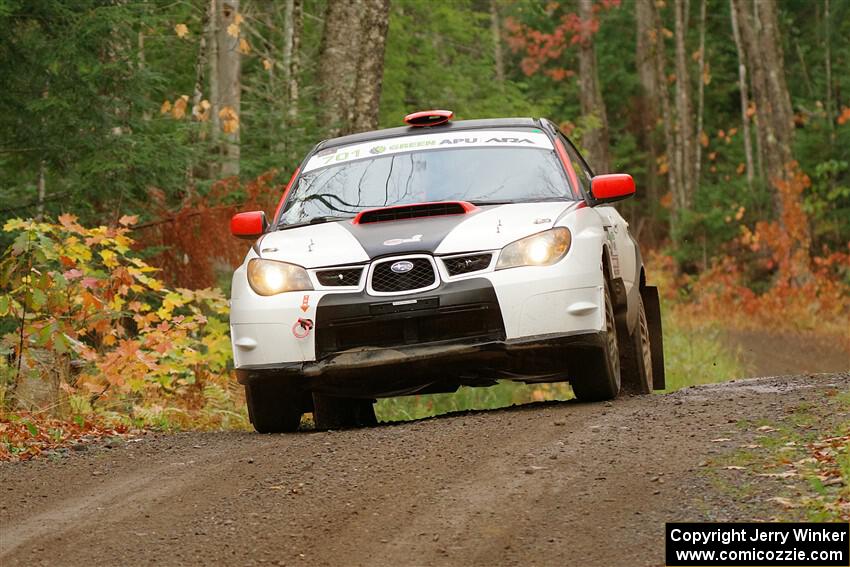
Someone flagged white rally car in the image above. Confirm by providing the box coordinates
[229,110,664,432]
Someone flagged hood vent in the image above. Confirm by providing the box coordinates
[352,201,477,225]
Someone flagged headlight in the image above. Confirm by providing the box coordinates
[496,228,572,269]
[247,258,313,296]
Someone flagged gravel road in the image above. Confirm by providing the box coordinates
[1,372,848,567]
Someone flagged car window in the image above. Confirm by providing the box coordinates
[281,142,577,225]
[559,134,594,192]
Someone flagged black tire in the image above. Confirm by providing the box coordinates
[620,292,654,395]
[570,279,621,402]
[312,394,378,430]
[244,381,303,433]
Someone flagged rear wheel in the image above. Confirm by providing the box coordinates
[312,394,378,430]
[620,293,654,395]
[245,381,303,433]
[570,279,621,402]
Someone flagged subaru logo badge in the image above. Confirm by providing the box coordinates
[390,261,414,273]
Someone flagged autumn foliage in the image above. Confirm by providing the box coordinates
[0,216,247,439]
[134,170,284,288]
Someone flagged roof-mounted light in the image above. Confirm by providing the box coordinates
[403,109,453,127]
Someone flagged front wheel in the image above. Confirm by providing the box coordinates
[245,381,303,433]
[570,279,621,402]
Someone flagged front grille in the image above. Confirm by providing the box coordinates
[315,304,505,360]
[443,254,492,276]
[316,267,363,287]
[371,258,436,293]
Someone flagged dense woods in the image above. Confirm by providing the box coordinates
[1,0,848,442]
[2,0,848,273]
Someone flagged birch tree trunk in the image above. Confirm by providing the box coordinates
[288,0,302,122]
[729,0,755,190]
[694,0,707,190]
[216,0,241,177]
[673,0,694,210]
[577,0,611,173]
[490,0,505,88]
[352,0,391,133]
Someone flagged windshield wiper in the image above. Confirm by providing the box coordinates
[278,215,352,230]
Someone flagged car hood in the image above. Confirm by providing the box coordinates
[254,201,582,268]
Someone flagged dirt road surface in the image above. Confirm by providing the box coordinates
[1,372,848,567]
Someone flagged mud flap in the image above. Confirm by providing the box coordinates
[641,285,666,390]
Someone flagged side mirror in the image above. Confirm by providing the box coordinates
[590,174,635,203]
[230,211,268,239]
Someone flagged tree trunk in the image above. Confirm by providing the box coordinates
[288,0,302,122]
[36,161,46,221]
[208,0,221,161]
[282,0,294,92]
[731,0,810,279]
[215,0,241,177]
[824,0,834,142]
[694,0,706,190]
[318,0,364,137]
[351,0,391,133]
[490,0,505,88]
[673,0,694,211]
[729,0,754,190]
[635,0,661,205]
[577,0,611,173]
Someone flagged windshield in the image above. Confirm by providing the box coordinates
[279,138,575,226]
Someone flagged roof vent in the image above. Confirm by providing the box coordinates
[352,201,476,225]
[403,109,453,127]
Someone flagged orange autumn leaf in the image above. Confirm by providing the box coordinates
[171,95,189,120]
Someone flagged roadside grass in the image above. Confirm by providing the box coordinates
[376,308,746,422]
[709,390,850,521]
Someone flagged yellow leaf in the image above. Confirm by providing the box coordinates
[699,131,709,148]
[219,106,239,134]
[662,27,673,39]
[234,12,244,25]
[99,249,118,268]
[118,214,138,226]
[227,22,239,37]
[160,100,172,114]
[746,103,756,118]
[735,206,745,220]
[702,62,711,85]
[263,59,273,71]
[172,95,189,120]
[103,334,117,346]
[174,23,189,39]
[239,38,251,54]
[736,163,746,175]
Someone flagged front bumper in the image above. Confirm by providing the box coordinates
[236,330,606,398]
[230,260,606,369]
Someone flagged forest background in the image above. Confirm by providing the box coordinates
[0,0,848,454]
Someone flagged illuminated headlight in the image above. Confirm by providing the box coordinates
[247,258,313,296]
[496,228,572,269]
